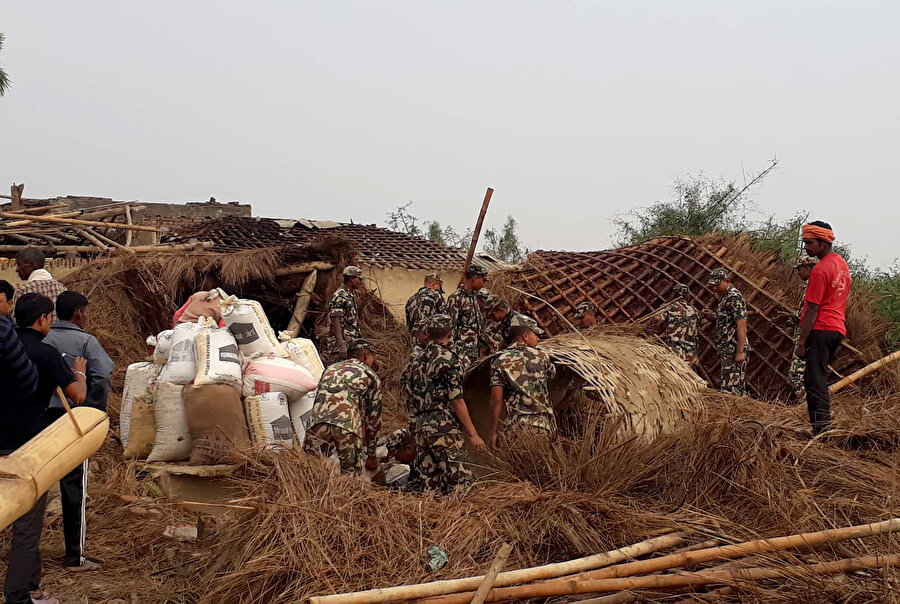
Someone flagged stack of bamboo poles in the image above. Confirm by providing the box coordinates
[309,519,900,604]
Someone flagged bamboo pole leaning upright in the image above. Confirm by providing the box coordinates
[417,518,900,604]
[308,532,686,604]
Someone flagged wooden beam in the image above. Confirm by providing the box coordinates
[282,270,318,339]
[0,211,162,232]
[459,187,494,285]
[10,184,24,212]
[73,227,109,252]
[274,261,335,276]
[0,241,214,254]
[124,204,134,247]
[88,228,136,254]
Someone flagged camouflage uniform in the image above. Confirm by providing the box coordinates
[490,342,557,435]
[408,340,472,493]
[401,343,428,417]
[305,357,382,473]
[323,285,361,361]
[714,286,750,395]
[660,300,701,364]
[446,285,484,370]
[405,286,445,335]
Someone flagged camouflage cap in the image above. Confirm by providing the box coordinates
[794,256,818,269]
[346,337,373,353]
[465,264,489,279]
[508,313,544,335]
[706,268,730,285]
[673,283,690,295]
[424,272,443,283]
[574,301,595,318]
[426,313,454,330]
[481,291,504,312]
[343,265,364,278]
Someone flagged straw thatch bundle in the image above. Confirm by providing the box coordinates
[464,330,706,441]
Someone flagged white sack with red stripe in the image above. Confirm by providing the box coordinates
[242,356,318,402]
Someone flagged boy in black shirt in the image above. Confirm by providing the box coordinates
[2,293,86,604]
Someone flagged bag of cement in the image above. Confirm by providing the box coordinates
[122,393,156,459]
[244,392,294,448]
[220,296,283,358]
[158,323,202,385]
[147,382,193,462]
[153,329,175,365]
[121,361,162,448]
[288,390,315,446]
[280,338,325,380]
[183,384,251,464]
[242,356,318,401]
[193,327,242,390]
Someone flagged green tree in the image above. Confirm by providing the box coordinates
[614,159,778,246]
[0,34,10,96]
[484,215,526,263]
[386,201,421,238]
[425,221,444,245]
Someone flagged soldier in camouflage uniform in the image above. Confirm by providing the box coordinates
[573,301,598,330]
[658,283,701,364]
[324,266,365,362]
[405,273,445,336]
[706,268,750,395]
[446,264,488,370]
[305,338,382,473]
[401,323,430,416]
[787,257,816,401]
[407,314,485,493]
[488,314,557,446]
[481,292,527,354]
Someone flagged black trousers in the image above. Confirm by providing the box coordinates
[2,449,49,604]
[47,408,89,566]
[804,330,844,435]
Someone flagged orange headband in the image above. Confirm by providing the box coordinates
[802,224,835,242]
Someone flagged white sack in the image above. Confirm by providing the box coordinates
[153,330,175,365]
[158,323,201,385]
[193,327,242,390]
[147,381,193,462]
[120,362,162,448]
[288,391,316,446]
[220,297,283,358]
[242,356,318,402]
[244,392,294,448]
[280,338,325,380]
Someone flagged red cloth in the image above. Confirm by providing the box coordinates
[172,293,226,328]
[802,253,851,335]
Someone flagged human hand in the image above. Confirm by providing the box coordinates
[73,357,88,374]
[467,433,486,452]
[364,456,379,472]
[795,341,805,359]
[734,351,746,363]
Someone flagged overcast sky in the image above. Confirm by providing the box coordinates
[1,1,898,267]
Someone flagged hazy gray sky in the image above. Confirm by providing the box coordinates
[2,1,898,266]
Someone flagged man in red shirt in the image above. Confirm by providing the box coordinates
[795,221,851,436]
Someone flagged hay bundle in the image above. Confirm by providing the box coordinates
[464,330,707,441]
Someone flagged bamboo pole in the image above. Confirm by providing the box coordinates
[283,270,318,339]
[470,543,513,604]
[418,518,900,604]
[5,211,83,227]
[829,350,900,393]
[0,241,214,254]
[442,554,900,600]
[459,187,493,286]
[125,204,134,247]
[0,211,161,232]
[309,533,686,604]
[89,228,136,254]
[73,227,108,252]
[56,387,84,437]
[275,261,335,276]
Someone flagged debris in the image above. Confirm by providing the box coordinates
[427,546,449,572]
[164,523,198,542]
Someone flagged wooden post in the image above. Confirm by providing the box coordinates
[470,543,513,604]
[283,270,318,340]
[10,183,24,212]
[459,187,493,285]
[56,387,84,437]
[0,211,162,232]
[125,204,134,247]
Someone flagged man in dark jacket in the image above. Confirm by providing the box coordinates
[3,293,86,604]
[43,291,114,572]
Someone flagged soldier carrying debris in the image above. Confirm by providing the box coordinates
[657,283,701,365]
[573,301,598,330]
[305,338,382,474]
[327,266,365,360]
[705,268,750,395]
[488,314,557,446]
[446,264,488,370]
[407,314,484,493]
[405,273,445,336]
[481,291,527,354]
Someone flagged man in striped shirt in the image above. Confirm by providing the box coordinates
[13,248,67,320]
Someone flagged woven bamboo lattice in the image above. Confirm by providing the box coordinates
[464,331,706,441]
[496,236,845,400]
